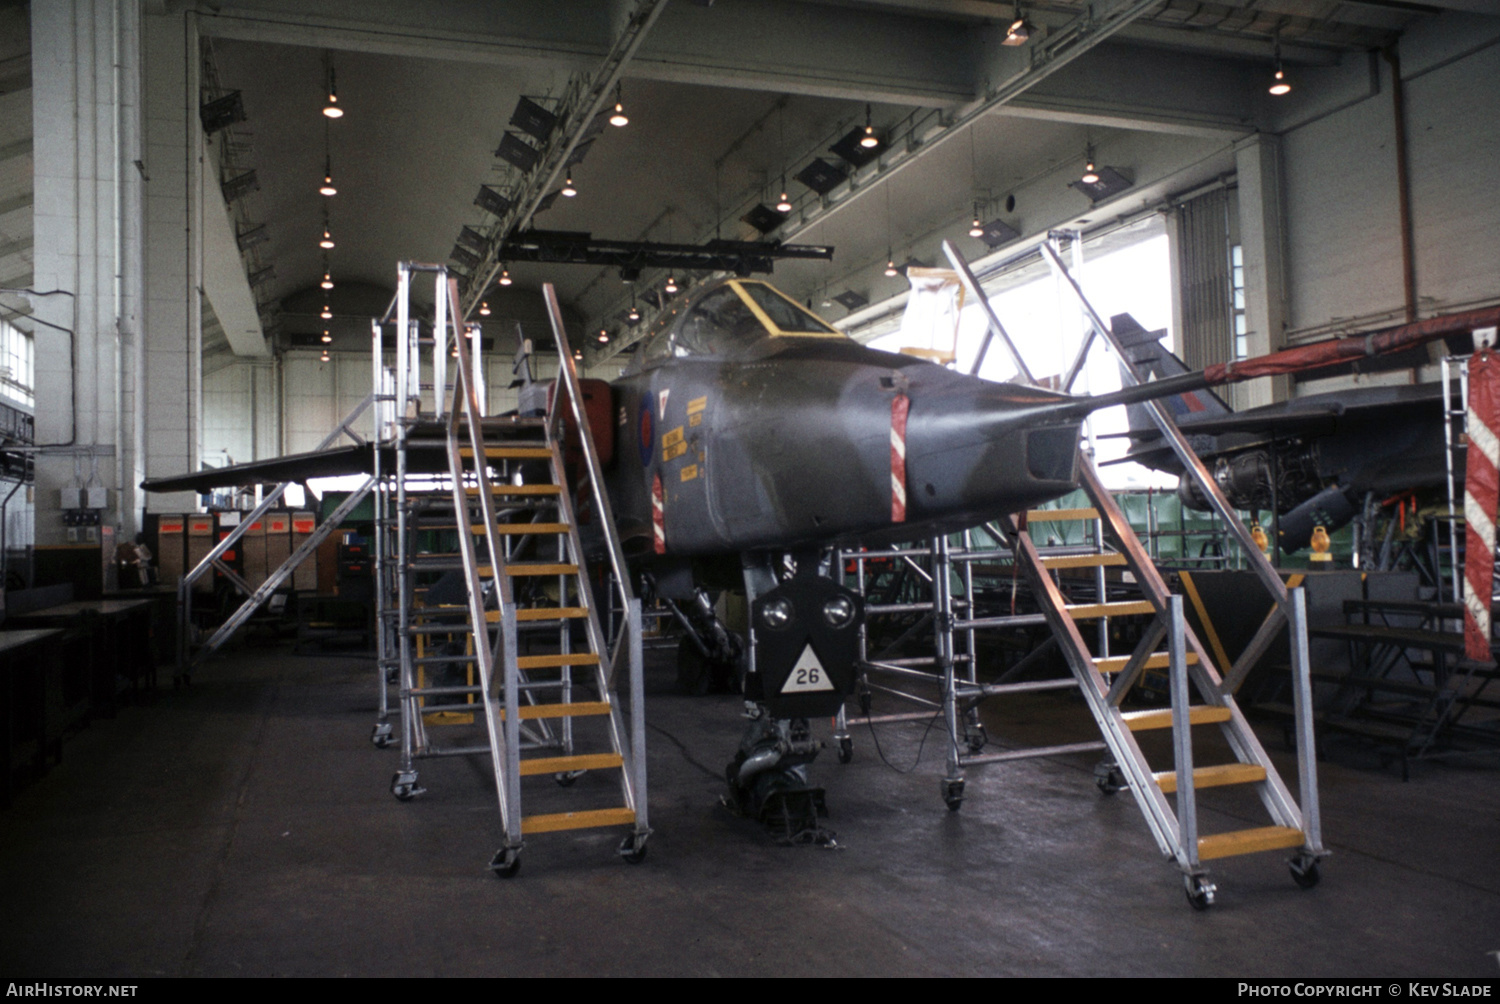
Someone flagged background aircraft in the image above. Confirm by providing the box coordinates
[1112,314,1455,554]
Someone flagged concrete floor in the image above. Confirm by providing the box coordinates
[2,643,1497,977]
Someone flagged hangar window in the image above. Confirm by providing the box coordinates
[0,316,33,408]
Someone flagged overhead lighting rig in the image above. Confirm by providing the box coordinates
[492,230,834,275]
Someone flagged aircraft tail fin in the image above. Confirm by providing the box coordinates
[1112,313,1232,435]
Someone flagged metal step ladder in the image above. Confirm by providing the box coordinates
[930,236,1326,906]
[993,457,1323,907]
[381,264,647,875]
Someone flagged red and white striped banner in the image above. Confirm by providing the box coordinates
[1463,349,1500,663]
[652,471,666,554]
[890,393,910,523]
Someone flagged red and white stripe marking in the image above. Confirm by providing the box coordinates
[1464,349,1500,663]
[652,471,666,554]
[890,393,910,523]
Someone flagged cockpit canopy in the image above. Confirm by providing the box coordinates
[626,279,847,373]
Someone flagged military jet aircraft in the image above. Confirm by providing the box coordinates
[144,275,1493,837]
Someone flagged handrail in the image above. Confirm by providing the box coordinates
[176,393,377,671]
[1038,242,1289,605]
[540,283,638,618]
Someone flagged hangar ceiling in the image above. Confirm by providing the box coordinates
[146,0,1494,364]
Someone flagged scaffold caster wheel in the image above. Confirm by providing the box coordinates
[1094,761,1126,795]
[837,737,853,764]
[555,770,584,787]
[390,771,423,802]
[942,778,965,812]
[965,723,988,754]
[617,833,649,865]
[490,848,521,878]
[1183,873,1216,911]
[371,722,393,749]
[1289,855,1321,889]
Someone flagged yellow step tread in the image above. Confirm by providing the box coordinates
[521,806,636,835]
[516,652,602,669]
[459,446,554,459]
[475,523,570,535]
[465,484,561,496]
[518,753,624,776]
[1026,507,1099,521]
[1153,762,1267,793]
[1121,705,1233,731]
[1094,652,1199,673]
[1197,825,1306,861]
[500,700,612,721]
[515,607,588,622]
[505,563,580,576]
[1041,553,1128,570]
[1066,600,1157,619]
[482,607,589,622]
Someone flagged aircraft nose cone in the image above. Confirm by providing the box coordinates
[900,369,1082,521]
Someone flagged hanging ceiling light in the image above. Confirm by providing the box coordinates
[319,158,337,197]
[319,224,334,250]
[1081,145,1100,185]
[1003,7,1033,46]
[498,267,512,286]
[323,65,342,119]
[884,255,898,278]
[561,171,578,197]
[478,301,491,316]
[320,348,330,362]
[598,328,610,343]
[969,204,985,238]
[320,304,333,320]
[775,186,793,214]
[320,271,333,290]
[1269,39,1291,95]
[664,275,679,294]
[860,104,879,149]
[628,304,641,322]
[609,82,629,127]
[320,330,331,343]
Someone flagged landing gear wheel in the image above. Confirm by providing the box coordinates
[371,722,393,749]
[390,771,423,802]
[1094,760,1126,795]
[555,770,584,787]
[837,737,853,764]
[489,848,521,878]
[1289,855,1321,889]
[942,778,965,812]
[617,832,649,865]
[1183,873,1217,911]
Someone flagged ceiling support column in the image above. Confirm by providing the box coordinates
[1235,132,1289,408]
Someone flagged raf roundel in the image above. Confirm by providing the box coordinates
[637,403,654,466]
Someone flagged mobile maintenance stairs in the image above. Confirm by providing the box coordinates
[371,263,648,875]
[839,238,1326,908]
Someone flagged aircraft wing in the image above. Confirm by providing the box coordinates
[140,442,450,494]
[1115,406,1343,445]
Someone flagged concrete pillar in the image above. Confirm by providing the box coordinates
[1234,132,1290,407]
[140,5,199,513]
[31,0,146,548]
